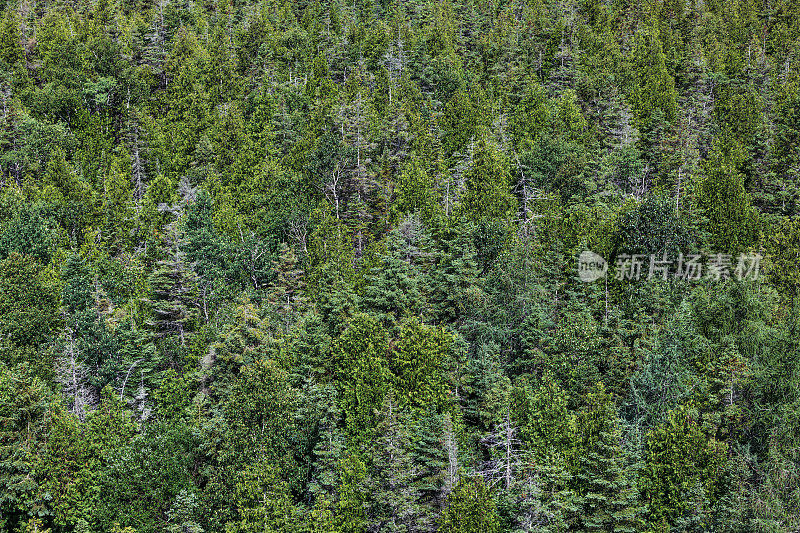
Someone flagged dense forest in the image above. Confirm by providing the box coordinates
[0,0,799,530]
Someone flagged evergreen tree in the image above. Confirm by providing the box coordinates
[334,314,390,442]
[366,392,424,532]
[0,367,52,531]
[143,217,200,353]
[362,228,425,324]
[572,382,644,531]
[439,476,502,533]
[696,136,760,254]
[0,253,58,372]
[461,135,516,221]
[429,224,482,325]
[268,242,308,331]
[629,23,677,166]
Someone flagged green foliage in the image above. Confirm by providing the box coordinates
[439,476,502,533]
[97,422,198,533]
[515,373,573,459]
[630,24,677,130]
[697,136,760,253]
[0,253,58,370]
[0,366,52,531]
[511,78,549,149]
[390,318,453,410]
[0,0,795,530]
[334,314,390,441]
[572,382,644,531]
[642,404,728,529]
[0,207,55,264]
[461,135,516,221]
[362,228,425,323]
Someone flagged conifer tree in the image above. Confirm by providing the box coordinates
[334,314,390,442]
[630,23,677,165]
[769,76,800,215]
[696,136,760,254]
[362,228,425,324]
[143,211,200,353]
[572,382,644,532]
[268,242,308,331]
[335,452,369,533]
[366,392,423,532]
[511,78,549,150]
[0,367,52,531]
[439,476,502,533]
[461,134,516,220]
[429,224,482,325]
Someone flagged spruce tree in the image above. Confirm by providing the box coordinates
[572,382,644,532]
[362,228,425,324]
[429,224,481,325]
[366,392,424,532]
[143,215,200,353]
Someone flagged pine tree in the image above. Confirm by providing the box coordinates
[393,161,442,224]
[205,297,273,400]
[57,255,97,420]
[408,408,451,522]
[516,373,573,460]
[37,405,97,529]
[226,458,299,533]
[554,89,588,144]
[335,451,369,533]
[213,359,300,531]
[511,78,549,150]
[305,383,345,503]
[0,367,52,531]
[768,76,800,215]
[441,89,479,159]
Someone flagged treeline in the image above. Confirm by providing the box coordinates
[0,0,799,531]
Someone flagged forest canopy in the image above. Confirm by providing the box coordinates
[0,0,800,531]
